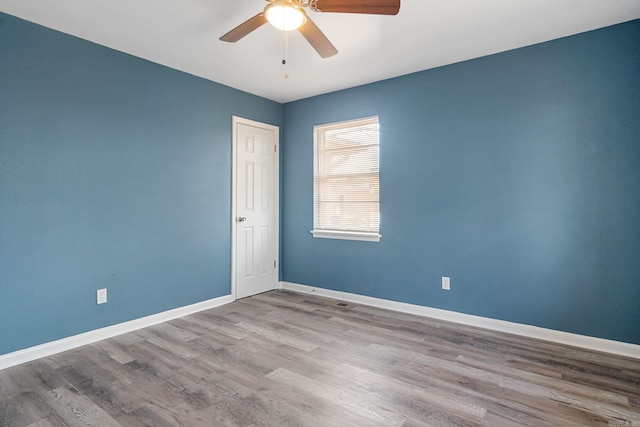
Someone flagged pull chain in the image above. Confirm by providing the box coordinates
[282,30,289,79]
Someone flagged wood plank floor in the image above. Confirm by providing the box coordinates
[1,290,639,426]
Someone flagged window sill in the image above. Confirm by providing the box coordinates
[310,230,381,242]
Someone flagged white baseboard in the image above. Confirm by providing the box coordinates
[3,284,637,371]
[0,294,234,371]
[280,281,640,360]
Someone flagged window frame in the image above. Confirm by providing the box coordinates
[311,116,381,243]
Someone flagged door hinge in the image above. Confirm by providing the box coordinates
[274,144,277,153]
[274,260,276,268]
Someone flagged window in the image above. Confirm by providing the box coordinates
[312,116,380,242]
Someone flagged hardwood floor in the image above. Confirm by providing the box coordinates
[1,290,639,426]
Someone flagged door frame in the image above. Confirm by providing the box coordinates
[231,116,280,301]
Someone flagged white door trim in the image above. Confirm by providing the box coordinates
[231,116,280,301]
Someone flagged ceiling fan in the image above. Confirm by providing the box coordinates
[220,0,401,58]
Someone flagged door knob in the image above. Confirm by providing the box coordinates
[238,216,247,222]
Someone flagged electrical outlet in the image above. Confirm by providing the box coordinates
[442,277,450,291]
[97,288,107,304]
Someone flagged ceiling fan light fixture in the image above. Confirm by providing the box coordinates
[265,2,307,32]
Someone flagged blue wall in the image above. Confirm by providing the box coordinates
[0,13,282,354]
[281,20,640,345]
[1,12,638,355]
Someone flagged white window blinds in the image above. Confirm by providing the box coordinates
[313,116,380,242]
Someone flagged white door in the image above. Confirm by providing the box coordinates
[233,117,279,299]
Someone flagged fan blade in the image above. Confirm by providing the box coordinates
[298,17,338,58]
[313,0,400,15]
[220,12,267,42]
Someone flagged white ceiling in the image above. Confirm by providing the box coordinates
[1,0,639,103]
